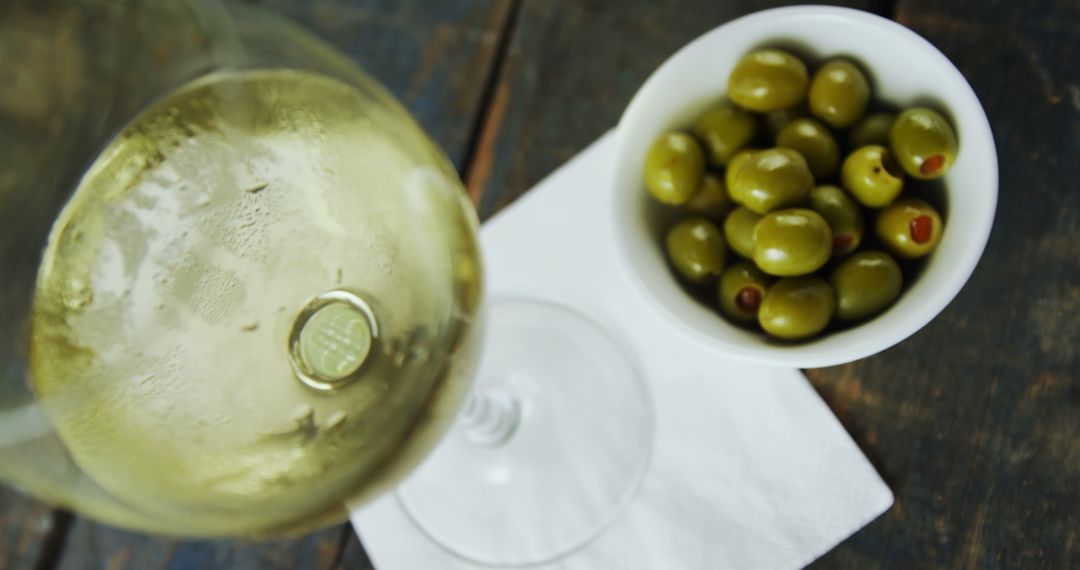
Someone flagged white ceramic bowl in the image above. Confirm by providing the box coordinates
[613,6,997,368]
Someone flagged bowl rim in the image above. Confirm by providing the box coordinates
[612,5,999,368]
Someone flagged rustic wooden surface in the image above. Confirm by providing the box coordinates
[464,0,886,215]
[259,0,516,172]
[1,0,1077,568]
[0,2,143,568]
[54,523,344,570]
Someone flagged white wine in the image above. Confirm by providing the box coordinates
[29,69,483,536]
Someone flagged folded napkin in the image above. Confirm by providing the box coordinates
[351,134,892,569]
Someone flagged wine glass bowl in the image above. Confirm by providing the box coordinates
[1,0,482,537]
[2,1,654,560]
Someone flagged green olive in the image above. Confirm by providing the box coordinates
[752,208,832,276]
[848,112,895,149]
[808,59,870,129]
[874,198,944,259]
[830,251,903,321]
[666,217,727,282]
[889,107,958,179]
[762,104,808,139]
[776,118,840,180]
[724,148,759,196]
[717,261,772,323]
[841,145,904,208]
[809,185,864,256]
[728,49,809,112]
[729,148,814,214]
[758,276,835,340]
[644,132,705,205]
[722,206,763,259]
[683,174,732,220]
[692,103,758,167]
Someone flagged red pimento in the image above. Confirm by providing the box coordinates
[910,215,933,244]
[736,287,762,313]
[919,155,945,176]
[833,234,854,254]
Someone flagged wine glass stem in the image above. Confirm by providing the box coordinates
[459,391,521,447]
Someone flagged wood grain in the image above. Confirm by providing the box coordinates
[464,0,885,219]
[7,0,1078,568]
[333,533,375,570]
[54,523,346,570]
[261,0,516,170]
[0,489,62,570]
[0,1,132,568]
[807,1,1080,568]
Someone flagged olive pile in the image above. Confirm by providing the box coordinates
[644,48,958,340]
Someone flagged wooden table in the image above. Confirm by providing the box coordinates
[2,0,1077,568]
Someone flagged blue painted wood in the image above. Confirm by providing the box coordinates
[464,0,884,219]
[0,0,136,567]
[0,489,60,570]
[333,533,374,570]
[54,522,345,570]
[261,0,515,171]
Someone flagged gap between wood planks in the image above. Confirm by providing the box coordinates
[875,0,899,18]
[32,510,72,570]
[462,0,524,205]
[328,522,355,570]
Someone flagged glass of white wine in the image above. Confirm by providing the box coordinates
[0,0,652,565]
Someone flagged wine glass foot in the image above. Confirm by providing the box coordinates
[396,298,654,566]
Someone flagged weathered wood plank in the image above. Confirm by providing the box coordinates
[0,1,134,568]
[465,0,884,218]
[807,0,1080,568]
[0,489,62,570]
[54,522,345,570]
[262,0,516,170]
[333,530,374,570]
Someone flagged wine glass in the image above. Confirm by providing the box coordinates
[0,0,652,564]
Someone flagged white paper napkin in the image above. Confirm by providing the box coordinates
[351,133,893,569]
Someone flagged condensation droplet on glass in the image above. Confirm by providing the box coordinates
[62,278,93,310]
[325,411,347,430]
[290,403,314,422]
